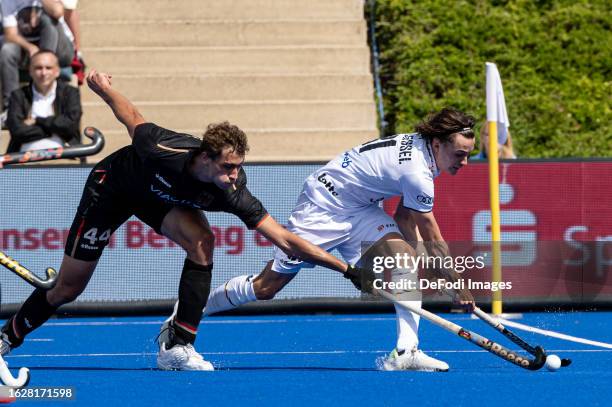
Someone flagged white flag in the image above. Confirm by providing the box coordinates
[485,62,510,145]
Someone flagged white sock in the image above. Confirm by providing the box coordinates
[203,275,257,316]
[394,300,421,351]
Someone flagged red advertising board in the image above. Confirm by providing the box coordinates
[384,161,612,303]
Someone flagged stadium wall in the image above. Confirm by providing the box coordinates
[0,160,610,315]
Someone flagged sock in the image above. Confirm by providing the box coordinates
[172,259,212,346]
[3,288,59,348]
[204,274,257,316]
[394,300,422,351]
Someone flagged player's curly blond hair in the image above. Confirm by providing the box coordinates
[199,121,250,159]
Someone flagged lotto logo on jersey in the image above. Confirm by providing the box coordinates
[317,172,339,196]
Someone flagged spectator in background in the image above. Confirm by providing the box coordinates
[473,123,516,159]
[60,0,85,85]
[61,0,79,51]
[1,0,74,116]
[5,49,81,152]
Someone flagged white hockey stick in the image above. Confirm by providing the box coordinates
[0,354,29,387]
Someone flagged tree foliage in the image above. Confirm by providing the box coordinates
[373,0,611,157]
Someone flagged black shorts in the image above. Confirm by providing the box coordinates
[64,167,174,261]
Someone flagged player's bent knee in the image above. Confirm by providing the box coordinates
[254,285,280,301]
[252,276,285,300]
[180,233,215,262]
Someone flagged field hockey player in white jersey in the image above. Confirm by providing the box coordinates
[200,107,478,371]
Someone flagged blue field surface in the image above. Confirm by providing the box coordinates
[3,312,612,406]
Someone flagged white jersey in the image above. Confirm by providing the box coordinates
[303,133,439,215]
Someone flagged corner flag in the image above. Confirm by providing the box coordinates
[485,62,510,145]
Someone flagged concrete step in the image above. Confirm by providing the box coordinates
[82,100,377,131]
[82,46,371,75]
[80,74,374,102]
[82,20,366,47]
[79,0,364,22]
[85,129,377,163]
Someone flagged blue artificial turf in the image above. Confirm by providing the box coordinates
[3,312,611,406]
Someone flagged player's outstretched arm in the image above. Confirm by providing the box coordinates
[255,216,347,272]
[255,216,375,292]
[409,209,475,308]
[86,69,145,138]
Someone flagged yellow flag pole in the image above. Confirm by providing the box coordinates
[488,121,503,315]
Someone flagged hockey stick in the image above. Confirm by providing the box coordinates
[0,126,105,168]
[472,307,572,367]
[375,289,547,370]
[0,253,51,388]
[0,251,58,290]
[0,354,29,388]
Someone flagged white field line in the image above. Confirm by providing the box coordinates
[4,349,610,359]
[40,316,482,327]
[498,318,612,349]
[42,317,398,327]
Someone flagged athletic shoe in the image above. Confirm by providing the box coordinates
[0,333,11,356]
[157,342,214,371]
[381,348,449,372]
[156,318,173,350]
[156,319,213,371]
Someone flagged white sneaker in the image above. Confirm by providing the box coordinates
[156,317,214,371]
[381,348,449,372]
[157,342,214,371]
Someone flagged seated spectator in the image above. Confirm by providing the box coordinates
[1,0,74,114]
[473,123,517,159]
[5,49,81,153]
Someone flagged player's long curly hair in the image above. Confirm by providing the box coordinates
[200,121,250,159]
[415,108,476,143]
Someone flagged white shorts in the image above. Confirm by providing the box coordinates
[272,193,400,273]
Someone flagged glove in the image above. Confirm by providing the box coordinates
[343,265,375,294]
[453,287,475,312]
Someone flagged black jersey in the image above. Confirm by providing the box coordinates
[99,123,268,229]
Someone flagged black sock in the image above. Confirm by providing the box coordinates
[172,259,212,346]
[2,288,58,348]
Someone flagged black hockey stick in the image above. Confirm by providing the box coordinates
[376,289,547,370]
[0,126,105,168]
[473,307,572,367]
[0,251,58,290]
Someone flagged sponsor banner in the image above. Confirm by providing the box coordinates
[0,161,610,306]
[0,165,358,305]
[384,161,612,302]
